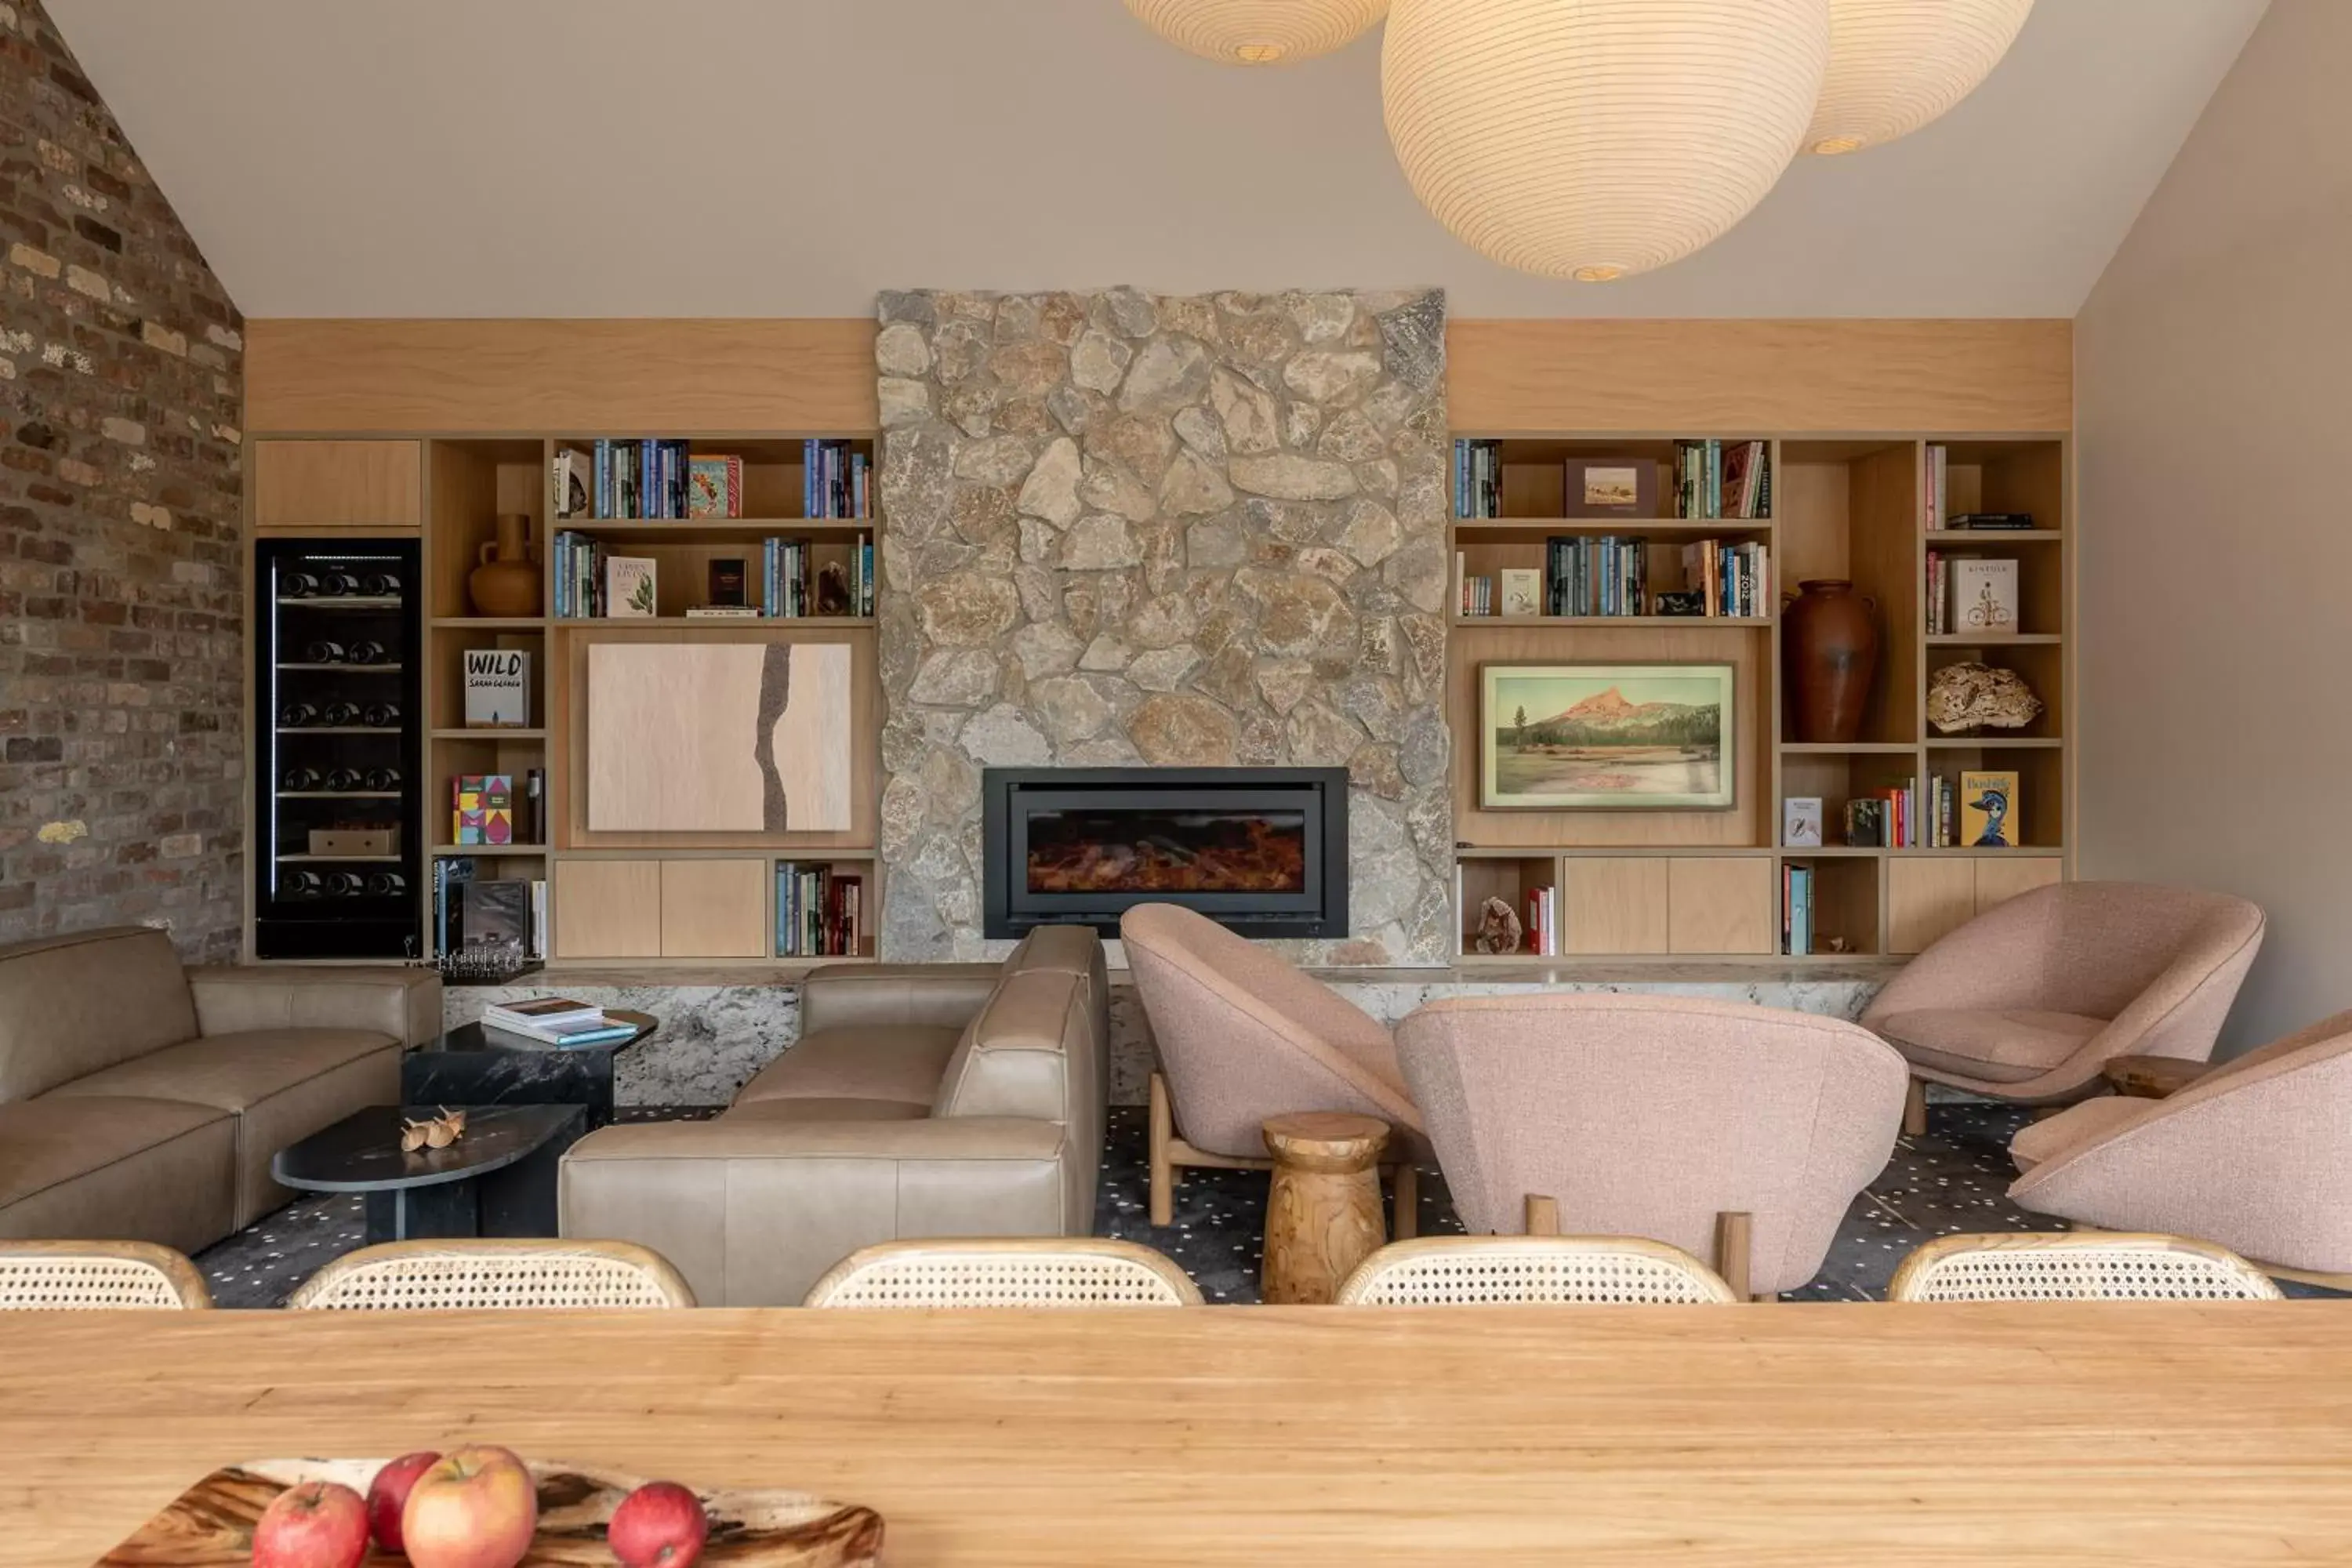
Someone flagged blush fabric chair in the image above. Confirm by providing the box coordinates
[1120,903,1428,1236]
[1392,995,1907,1299]
[2005,1010,2352,1287]
[1861,881,2264,1130]
[1888,1232,2281,1302]
[1336,1235,1737,1306]
[802,1238,1202,1308]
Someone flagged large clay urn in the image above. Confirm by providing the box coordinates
[1783,579,1879,744]
[469,514,540,617]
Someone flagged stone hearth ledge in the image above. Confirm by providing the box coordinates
[445,961,1898,1110]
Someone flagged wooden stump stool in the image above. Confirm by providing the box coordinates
[1260,1112,1391,1305]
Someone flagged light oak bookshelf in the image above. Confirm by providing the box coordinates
[1447,433,2071,967]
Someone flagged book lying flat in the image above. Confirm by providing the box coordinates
[483,996,602,1031]
[483,1017,637,1049]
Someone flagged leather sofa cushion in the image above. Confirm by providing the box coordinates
[731,1025,962,1108]
[0,927,199,1103]
[1875,1008,2107,1085]
[0,1095,237,1254]
[45,1027,396,1111]
[187,966,442,1047]
[932,967,1087,1123]
[724,1096,930,1124]
[797,964,1001,1036]
[2009,1094,2149,1174]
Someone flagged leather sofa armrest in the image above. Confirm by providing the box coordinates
[185,965,443,1047]
[559,1115,1075,1306]
[797,962,1002,1035]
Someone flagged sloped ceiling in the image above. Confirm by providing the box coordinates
[49,0,2266,319]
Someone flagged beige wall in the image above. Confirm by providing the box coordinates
[2078,0,2349,1048]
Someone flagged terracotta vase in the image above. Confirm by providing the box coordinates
[469,514,540,617]
[1782,579,1879,744]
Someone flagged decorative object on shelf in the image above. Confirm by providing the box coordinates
[1125,0,1388,64]
[399,1105,467,1152]
[1926,661,2043,734]
[1472,895,1524,956]
[452,775,514,846]
[1950,511,2037,531]
[815,561,852,617]
[1951,557,2020,633]
[468,514,540,618]
[1782,579,1881,744]
[1479,662,1735,811]
[1960,769,2021,848]
[1383,0,1829,280]
[710,558,748,608]
[1783,797,1824,848]
[309,827,397,857]
[1805,0,2035,156]
[462,648,532,728]
[586,641,855,833]
[1498,568,1541,619]
[1563,456,1656,517]
[1654,590,1705,618]
[606,555,658,619]
[689,453,745,518]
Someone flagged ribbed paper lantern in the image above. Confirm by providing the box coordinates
[1382,0,1831,282]
[1123,0,1388,65]
[1806,0,2035,154]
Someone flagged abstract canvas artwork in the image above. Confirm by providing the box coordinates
[1479,662,1734,811]
[587,641,854,832]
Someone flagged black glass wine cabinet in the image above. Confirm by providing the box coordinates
[252,538,423,959]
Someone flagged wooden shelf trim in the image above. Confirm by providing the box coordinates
[1926,529,2060,542]
[430,728,546,739]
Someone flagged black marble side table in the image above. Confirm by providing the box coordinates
[270,1104,587,1243]
[401,1010,658,1130]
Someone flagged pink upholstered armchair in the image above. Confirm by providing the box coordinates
[1392,995,1907,1299]
[2008,1010,2352,1283]
[1862,881,2264,1127]
[1120,904,1428,1235]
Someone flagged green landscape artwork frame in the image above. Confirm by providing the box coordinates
[1479,662,1737,811]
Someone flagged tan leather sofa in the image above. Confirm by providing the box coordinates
[0,927,443,1253]
[560,926,1109,1306]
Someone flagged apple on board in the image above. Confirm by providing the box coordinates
[400,1445,540,1568]
[365,1451,441,1553]
[251,1480,368,1568]
[607,1480,710,1568]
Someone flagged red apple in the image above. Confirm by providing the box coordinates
[252,1480,368,1568]
[365,1450,441,1552]
[400,1444,539,1568]
[607,1481,709,1568]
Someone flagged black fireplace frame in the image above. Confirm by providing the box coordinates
[982,767,1349,940]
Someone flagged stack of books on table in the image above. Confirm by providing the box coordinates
[481,998,638,1048]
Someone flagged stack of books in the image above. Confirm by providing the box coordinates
[434,862,547,963]
[481,998,638,1048]
[1452,438,1504,518]
[1523,884,1558,957]
[763,536,876,619]
[1675,440,1770,519]
[1783,864,1815,956]
[1678,539,1769,617]
[1548,535,1651,617]
[775,864,865,958]
[804,440,870,519]
[1844,780,1922,848]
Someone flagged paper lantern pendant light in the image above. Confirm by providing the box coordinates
[1124,0,1389,66]
[1382,0,1831,282]
[1806,0,2035,154]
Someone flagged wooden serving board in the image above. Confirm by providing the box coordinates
[96,1457,883,1566]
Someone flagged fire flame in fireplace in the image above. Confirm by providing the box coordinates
[1027,811,1305,895]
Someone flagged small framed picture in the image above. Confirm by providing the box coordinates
[1563,458,1657,517]
[1783,797,1824,848]
[1499,568,1543,619]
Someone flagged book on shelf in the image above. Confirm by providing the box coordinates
[575,439,695,521]
[485,1014,638,1048]
[1524,883,1557,958]
[1499,568,1541,618]
[1925,442,1947,532]
[1842,779,1922,849]
[452,775,512,847]
[606,556,657,618]
[1959,769,2021,848]
[1675,439,1770,520]
[684,605,761,619]
[552,448,592,520]
[1672,538,1769,617]
[458,877,535,960]
[462,648,530,728]
[550,532,873,619]
[1453,438,1503,518]
[688,455,745,519]
[1948,558,2020,635]
[1546,534,1651,617]
[1950,512,2038,531]
[708,557,747,608]
[775,862,865,958]
[483,996,601,1033]
[1783,796,1824,848]
[803,440,870,520]
[1783,863,1815,956]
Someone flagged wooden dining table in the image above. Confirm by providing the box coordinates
[5,1301,2352,1566]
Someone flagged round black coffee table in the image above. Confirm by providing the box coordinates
[272,1103,586,1243]
[401,1009,658,1130]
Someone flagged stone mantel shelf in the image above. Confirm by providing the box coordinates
[500,959,1904,989]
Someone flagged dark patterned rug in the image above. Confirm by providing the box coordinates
[198,1102,2341,1307]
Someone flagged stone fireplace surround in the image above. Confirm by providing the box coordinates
[873,286,1455,967]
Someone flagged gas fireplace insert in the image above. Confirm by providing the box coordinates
[982,768,1348,939]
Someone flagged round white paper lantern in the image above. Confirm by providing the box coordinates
[1124,0,1389,65]
[1382,0,1831,281]
[1806,0,2035,154]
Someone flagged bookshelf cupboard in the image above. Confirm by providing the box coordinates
[1449,434,2071,964]
[248,433,884,969]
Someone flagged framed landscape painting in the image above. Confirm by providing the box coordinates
[1479,662,1735,811]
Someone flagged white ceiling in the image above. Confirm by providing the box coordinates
[49,0,2267,321]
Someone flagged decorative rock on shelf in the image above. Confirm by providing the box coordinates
[1473,896,1523,956]
[1926,661,2044,735]
[1782,579,1880,743]
[469,514,540,618]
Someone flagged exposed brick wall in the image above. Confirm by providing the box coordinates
[0,0,245,960]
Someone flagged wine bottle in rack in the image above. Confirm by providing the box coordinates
[324,767,363,793]
[303,640,347,664]
[361,766,401,791]
[315,570,351,597]
[361,700,401,728]
[281,765,323,792]
[321,870,366,897]
[346,640,390,666]
[280,571,320,599]
[278,701,320,728]
[359,572,401,597]
[365,870,408,898]
[278,869,324,898]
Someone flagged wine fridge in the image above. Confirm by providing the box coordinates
[254,539,423,959]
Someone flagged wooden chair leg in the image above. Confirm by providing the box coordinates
[1715,1210,1754,1300]
[1902,1076,1928,1138]
[1524,1194,1559,1236]
[1149,1072,1176,1228]
[1390,1160,1418,1241]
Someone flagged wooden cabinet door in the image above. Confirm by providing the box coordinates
[659,859,770,959]
[1974,857,2062,916]
[1667,858,1777,955]
[252,440,422,529]
[552,860,663,959]
[1559,858,1670,955]
[1887,859,1979,956]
